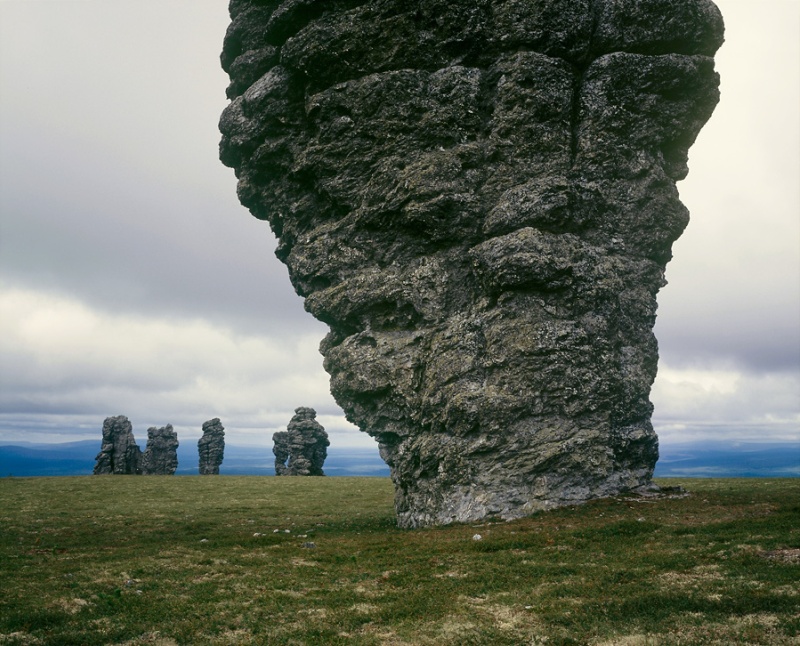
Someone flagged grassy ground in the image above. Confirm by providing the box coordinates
[0,476,797,645]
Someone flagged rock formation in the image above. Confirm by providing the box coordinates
[273,407,330,475]
[220,0,723,527]
[93,415,142,475]
[141,424,179,475]
[198,418,225,475]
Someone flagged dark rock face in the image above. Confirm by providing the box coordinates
[220,0,723,527]
[198,418,225,475]
[93,415,142,475]
[273,407,330,475]
[141,424,179,475]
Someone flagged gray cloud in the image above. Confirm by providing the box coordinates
[0,0,797,448]
[0,130,315,336]
[0,0,314,337]
[654,0,800,379]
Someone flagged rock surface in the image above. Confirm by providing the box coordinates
[220,0,723,527]
[93,415,142,475]
[141,424,179,475]
[198,418,225,475]
[273,406,330,475]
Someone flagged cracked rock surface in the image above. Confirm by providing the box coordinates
[198,418,225,475]
[220,0,723,527]
[141,424,179,475]
[273,406,330,475]
[93,415,142,475]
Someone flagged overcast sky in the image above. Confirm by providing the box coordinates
[0,0,797,453]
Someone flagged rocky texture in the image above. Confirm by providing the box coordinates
[198,418,225,475]
[141,424,179,475]
[93,415,142,475]
[273,407,330,475]
[220,0,723,527]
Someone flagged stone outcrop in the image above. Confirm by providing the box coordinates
[93,415,142,475]
[198,418,225,475]
[273,407,329,475]
[220,0,723,527]
[141,424,179,475]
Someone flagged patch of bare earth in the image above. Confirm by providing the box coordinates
[592,635,658,646]
[0,633,42,646]
[658,564,724,590]
[759,548,800,564]
[113,632,178,646]
[354,624,414,646]
[51,597,92,615]
[592,613,795,646]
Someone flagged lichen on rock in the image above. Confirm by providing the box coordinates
[220,0,723,527]
[273,406,330,475]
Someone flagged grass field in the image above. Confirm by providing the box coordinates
[1,476,798,645]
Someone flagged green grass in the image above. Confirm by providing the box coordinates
[1,477,798,645]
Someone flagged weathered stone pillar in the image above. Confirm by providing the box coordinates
[141,424,179,475]
[273,407,329,476]
[198,418,225,475]
[220,0,723,526]
[93,415,142,475]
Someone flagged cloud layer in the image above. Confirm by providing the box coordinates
[0,0,797,449]
[0,286,362,445]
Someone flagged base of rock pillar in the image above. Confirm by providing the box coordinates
[381,421,658,528]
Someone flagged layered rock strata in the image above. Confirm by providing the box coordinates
[220,0,723,527]
[93,415,142,475]
[273,406,330,475]
[198,418,225,475]
[141,424,179,475]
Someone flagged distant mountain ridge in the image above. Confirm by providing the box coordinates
[653,442,799,478]
[0,440,797,478]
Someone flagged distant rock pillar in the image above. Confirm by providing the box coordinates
[198,418,225,475]
[93,415,142,475]
[141,424,179,475]
[272,430,291,476]
[273,407,329,476]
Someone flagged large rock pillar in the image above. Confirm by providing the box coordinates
[220,0,723,526]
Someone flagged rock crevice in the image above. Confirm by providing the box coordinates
[220,0,723,527]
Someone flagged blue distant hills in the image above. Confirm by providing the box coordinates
[0,441,390,478]
[0,439,797,478]
[653,441,799,478]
